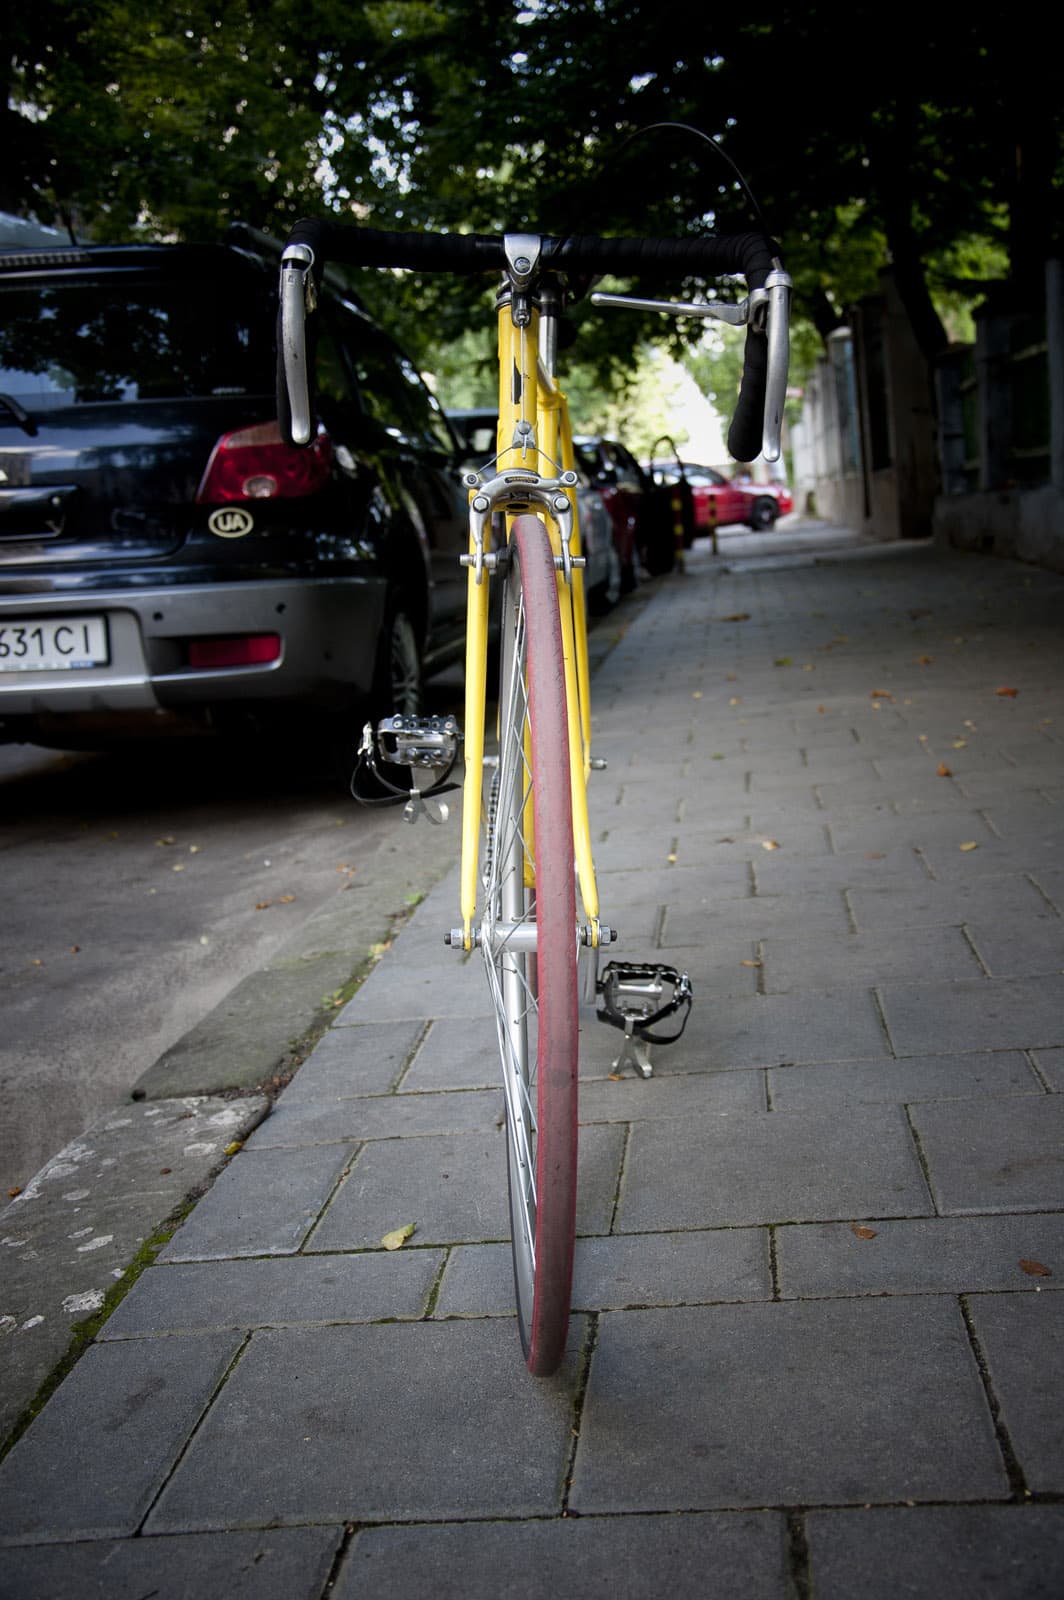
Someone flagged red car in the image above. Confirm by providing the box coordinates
[647,461,793,532]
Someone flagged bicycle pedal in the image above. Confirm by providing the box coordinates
[376,713,460,771]
[596,961,693,1077]
[351,713,461,816]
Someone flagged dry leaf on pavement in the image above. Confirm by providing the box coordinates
[851,1224,878,1240]
[1019,1258,1052,1277]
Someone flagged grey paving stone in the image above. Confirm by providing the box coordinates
[99,1249,444,1336]
[827,811,997,856]
[307,1123,624,1250]
[611,988,891,1072]
[807,1506,1064,1600]
[910,1094,1064,1213]
[436,1227,772,1317]
[281,1019,427,1101]
[0,1333,242,1544]
[147,1320,583,1529]
[618,1105,930,1231]
[593,860,753,906]
[879,976,1064,1057]
[159,1143,353,1262]
[398,1015,501,1091]
[751,847,931,895]
[579,1068,765,1122]
[335,1510,791,1600]
[1033,867,1064,913]
[0,1094,268,1443]
[777,1214,1064,1298]
[965,918,1064,977]
[767,1051,1039,1109]
[337,937,491,1021]
[660,892,851,947]
[848,876,1058,929]
[920,835,1064,879]
[569,1299,1006,1511]
[761,926,984,991]
[245,1087,503,1147]
[0,1527,343,1600]
[1034,1048,1064,1089]
[968,1290,1064,1493]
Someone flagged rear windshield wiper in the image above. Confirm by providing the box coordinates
[0,394,38,436]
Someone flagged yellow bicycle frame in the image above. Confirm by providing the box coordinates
[459,299,601,951]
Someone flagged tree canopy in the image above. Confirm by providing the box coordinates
[6,2,1061,391]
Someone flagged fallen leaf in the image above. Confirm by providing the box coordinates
[959,841,980,852]
[761,840,781,851]
[1019,1258,1052,1277]
[608,1072,624,1082]
[256,900,272,910]
[279,894,297,904]
[171,863,186,872]
[189,844,200,854]
[936,763,952,777]
[8,1187,22,1198]
[952,739,968,749]
[870,689,894,699]
[30,958,43,967]
[722,612,751,622]
[865,852,886,860]
[996,686,1019,698]
[224,1141,243,1156]
[729,697,741,706]
[692,690,703,700]
[851,1224,878,1240]
[740,959,762,968]
[712,753,726,760]
[155,835,176,846]
[69,945,80,953]
[774,657,793,667]
[667,851,678,863]
[817,705,828,714]
[381,1223,416,1251]
[916,655,934,666]
[159,1168,172,1176]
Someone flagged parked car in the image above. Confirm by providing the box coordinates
[0,227,472,751]
[448,409,621,612]
[572,435,649,592]
[647,460,794,531]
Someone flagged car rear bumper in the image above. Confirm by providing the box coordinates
[0,576,387,719]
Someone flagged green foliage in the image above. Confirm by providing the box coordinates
[5,0,1060,407]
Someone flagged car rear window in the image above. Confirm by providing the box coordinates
[0,274,275,409]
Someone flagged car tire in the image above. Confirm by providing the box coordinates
[588,542,623,615]
[374,601,423,719]
[747,497,778,531]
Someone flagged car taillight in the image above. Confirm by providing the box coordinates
[195,421,332,503]
[187,634,281,668]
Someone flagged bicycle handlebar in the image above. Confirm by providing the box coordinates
[277,218,788,462]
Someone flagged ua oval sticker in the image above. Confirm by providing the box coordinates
[208,508,255,539]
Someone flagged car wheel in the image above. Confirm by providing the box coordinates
[377,603,422,718]
[747,497,778,531]
[588,542,623,615]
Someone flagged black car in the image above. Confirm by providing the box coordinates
[0,227,470,750]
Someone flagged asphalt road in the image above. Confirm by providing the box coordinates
[0,731,424,1197]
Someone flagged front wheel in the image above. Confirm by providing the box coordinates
[484,514,579,1376]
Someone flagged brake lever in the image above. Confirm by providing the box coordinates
[761,266,791,463]
[591,262,793,463]
[279,243,316,447]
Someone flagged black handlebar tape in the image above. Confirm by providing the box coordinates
[284,218,776,290]
[283,219,781,458]
[727,326,769,463]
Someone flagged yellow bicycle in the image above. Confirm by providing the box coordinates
[278,219,789,1374]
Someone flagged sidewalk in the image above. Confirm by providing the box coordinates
[1,528,1062,1597]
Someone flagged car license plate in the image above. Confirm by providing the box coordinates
[0,617,110,671]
